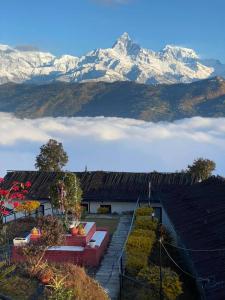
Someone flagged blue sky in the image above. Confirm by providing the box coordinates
[1,0,225,61]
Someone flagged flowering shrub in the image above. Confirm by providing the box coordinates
[0,178,39,222]
[15,201,40,213]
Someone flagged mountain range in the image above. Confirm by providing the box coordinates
[1,76,225,121]
[1,32,225,85]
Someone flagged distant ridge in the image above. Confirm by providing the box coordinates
[1,77,225,121]
[0,32,225,85]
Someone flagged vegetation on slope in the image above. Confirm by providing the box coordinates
[0,77,225,121]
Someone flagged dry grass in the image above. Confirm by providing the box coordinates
[50,263,109,300]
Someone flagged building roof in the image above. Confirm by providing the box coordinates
[3,170,195,202]
[161,177,225,300]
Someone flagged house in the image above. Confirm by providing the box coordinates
[2,170,195,222]
[161,176,225,300]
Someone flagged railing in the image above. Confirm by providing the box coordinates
[2,207,53,224]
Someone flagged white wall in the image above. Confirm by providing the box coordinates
[161,207,178,244]
[84,201,162,214]
[86,201,137,214]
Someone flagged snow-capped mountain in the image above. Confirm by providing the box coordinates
[0,32,224,85]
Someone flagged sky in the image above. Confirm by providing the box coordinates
[0,113,224,177]
[1,0,225,61]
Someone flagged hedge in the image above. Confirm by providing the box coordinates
[135,217,158,231]
[126,236,154,256]
[137,265,183,300]
[126,254,148,276]
[135,207,154,217]
[131,229,154,238]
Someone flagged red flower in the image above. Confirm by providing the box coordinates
[0,178,4,183]
[0,189,8,196]
[12,185,19,191]
[13,201,20,208]
[0,208,9,216]
[25,181,31,188]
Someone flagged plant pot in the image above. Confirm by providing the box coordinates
[71,227,78,236]
[89,239,96,248]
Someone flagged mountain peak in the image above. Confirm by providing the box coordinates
[162,45,199,60]
[112,32,140,56]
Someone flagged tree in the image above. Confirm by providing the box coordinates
[186,158,216,181]
[50,172,82,225]
[35,139,68,172]
[0,179,39,225]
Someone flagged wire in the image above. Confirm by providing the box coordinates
[160,241,209,282]
[163,241,225,252]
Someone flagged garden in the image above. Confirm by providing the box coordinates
[121,207,199,300]
[0,174,110,300]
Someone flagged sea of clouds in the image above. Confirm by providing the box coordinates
[0,112,225,176]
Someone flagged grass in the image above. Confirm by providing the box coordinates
[84,214,120,236]
[0,275,39,300]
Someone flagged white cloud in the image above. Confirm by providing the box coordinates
[0,113,225,176]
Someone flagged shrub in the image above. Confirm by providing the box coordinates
[131,229,155,238]
[137,265,183,300]
[126,234,156,256]
[22,216,65,274]
[5,217,37,242]
[135,207,154,216]
[126,254,148,276]
[0,261,15,286]
[47,263,109,300]
[97,207,110,214]
[160,225,174,244]
[45,274,73,300]
[135,216,158,231]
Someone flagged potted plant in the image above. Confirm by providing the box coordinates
[78,224,85,236]
[89,239,96,248]
[71,226,78,236]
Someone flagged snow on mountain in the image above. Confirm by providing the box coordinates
[0,32,224,85]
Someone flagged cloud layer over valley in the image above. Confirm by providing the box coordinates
[0,113,225,176]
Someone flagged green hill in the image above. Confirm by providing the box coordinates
[1,77,225,121]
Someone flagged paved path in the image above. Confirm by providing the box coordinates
[95,215,132,300]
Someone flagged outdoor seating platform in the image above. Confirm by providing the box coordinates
[12,222,109,267]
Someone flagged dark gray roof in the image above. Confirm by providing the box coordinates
[161,178,225,300]
[3,170,196,202]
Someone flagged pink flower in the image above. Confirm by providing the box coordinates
[0,178,4,183]
[25,181,31,188]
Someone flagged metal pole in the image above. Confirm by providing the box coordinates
[159,237,163,300]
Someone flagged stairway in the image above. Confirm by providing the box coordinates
[95,215,132,300]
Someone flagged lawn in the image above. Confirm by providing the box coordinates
[83,214,120,236]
